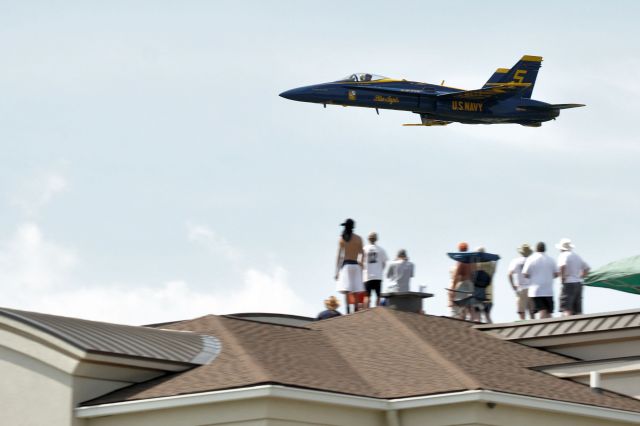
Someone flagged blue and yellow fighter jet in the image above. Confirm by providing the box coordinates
[280,55,584,127]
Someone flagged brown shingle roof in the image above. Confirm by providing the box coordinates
[84,308,640,413]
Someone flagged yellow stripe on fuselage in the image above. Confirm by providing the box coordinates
[496,68,509,73]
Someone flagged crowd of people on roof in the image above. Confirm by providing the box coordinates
[318,218,590,323]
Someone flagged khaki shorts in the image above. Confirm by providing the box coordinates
[517,289,534,314]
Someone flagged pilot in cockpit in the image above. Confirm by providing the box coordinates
[362,74,372,82]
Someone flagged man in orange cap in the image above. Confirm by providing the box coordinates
[449,242,478,320]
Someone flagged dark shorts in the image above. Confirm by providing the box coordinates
[560,282,583,314]
[365,280,382,297]
[532,296,554,313]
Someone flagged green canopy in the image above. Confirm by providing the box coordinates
[584,255,640,295]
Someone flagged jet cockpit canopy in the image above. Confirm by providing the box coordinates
[338,73,389,82]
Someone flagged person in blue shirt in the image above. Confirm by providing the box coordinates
[316,296,342,320]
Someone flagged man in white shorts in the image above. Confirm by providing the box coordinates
[335,219,364,313]
[362,232,388,308]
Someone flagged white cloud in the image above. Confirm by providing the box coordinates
[18,267,312,325]
[0,223,77,296]
[0,221,311,325]
[186,222,240,261]
[41,173,68,203]
[12,171,69,215]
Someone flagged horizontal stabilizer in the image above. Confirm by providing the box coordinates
[438,82,530,101]
[517,103,585,112]
[548,103,586,109]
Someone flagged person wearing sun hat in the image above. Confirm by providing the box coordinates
[316,296,342,320]
[508,243,535,320]
[556,238,590,316]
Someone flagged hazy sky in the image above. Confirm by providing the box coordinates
[1,1,639,324]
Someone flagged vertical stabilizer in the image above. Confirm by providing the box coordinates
[484,55,543,98]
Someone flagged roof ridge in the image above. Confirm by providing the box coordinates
[308,306,395,327]
[381,309,482,390]
[311,312,398,397]
[214,316,272,383]
[316,348,390,398]
[222,315,312,330]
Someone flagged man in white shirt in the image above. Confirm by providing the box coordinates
[522,242,558,319]
[556,238,590,316]
[508,243,534,320]
[362,232,388,308]
[386,249,414,292]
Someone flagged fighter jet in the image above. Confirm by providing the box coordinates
[280,55,583,127]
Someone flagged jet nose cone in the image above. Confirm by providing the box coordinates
[279,88,303,100]
[280,85,328,103]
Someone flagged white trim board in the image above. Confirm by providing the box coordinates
[75,385,640,424]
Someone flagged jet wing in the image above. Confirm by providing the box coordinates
[438,82,531,101]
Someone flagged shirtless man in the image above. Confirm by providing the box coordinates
[335,218,364,313]
[449,242,479,321]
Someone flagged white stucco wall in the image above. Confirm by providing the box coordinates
[0,319,173,426]
[0,345,82,426]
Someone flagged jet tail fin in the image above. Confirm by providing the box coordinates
[484,55,543,98]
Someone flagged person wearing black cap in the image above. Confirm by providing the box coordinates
[335,218,364,313]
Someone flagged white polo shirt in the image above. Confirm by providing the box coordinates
[522,252,556,297]
[557,251,589,283]
[362,244,388,281]
[508,256,529,290]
